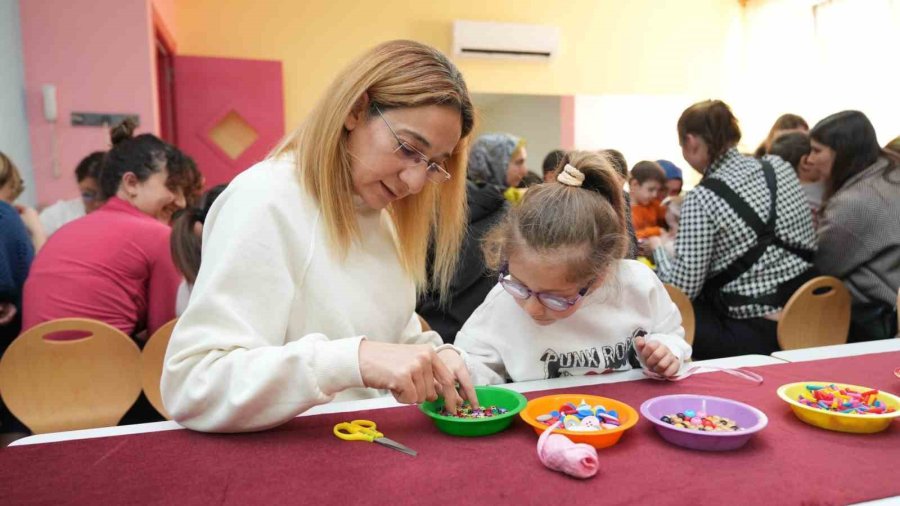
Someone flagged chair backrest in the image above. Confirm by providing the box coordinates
[141,318,177,420]
[777,276,851,350]
[663,284,695,346]
[0,318,142,434]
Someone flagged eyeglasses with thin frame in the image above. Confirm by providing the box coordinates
[374,104,451,184]
[498,263,594,312]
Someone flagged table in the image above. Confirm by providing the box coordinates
[9,354,785,447]
[2,353,898,505]
[773,339,900,363]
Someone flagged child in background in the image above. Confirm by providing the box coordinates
[656,159,683,198]
[769,131,823,218]
[440,151,690,384]
[542,149,566,183]
[39,151,106,236]
[629,161,668,239]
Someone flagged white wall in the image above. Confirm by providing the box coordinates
[0,0,35,205]
[573,94,700,189]
[731,0,900,150]
[473,94,561,177]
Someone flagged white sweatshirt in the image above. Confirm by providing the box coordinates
[454,260,692,384]
[161,157,442,432]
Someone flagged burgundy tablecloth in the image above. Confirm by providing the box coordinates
[2,352,899,505]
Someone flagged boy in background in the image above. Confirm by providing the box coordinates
[629,161,668,239]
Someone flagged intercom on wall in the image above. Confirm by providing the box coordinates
[41,84,57,123]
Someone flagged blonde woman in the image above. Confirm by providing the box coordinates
[162,40,478,432]
[0,152,46,253]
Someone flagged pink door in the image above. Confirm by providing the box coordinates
[173,56,285,188]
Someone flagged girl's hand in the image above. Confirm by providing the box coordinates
[634,336,680,377]
[437,348,479,413]
[358,340,462,408]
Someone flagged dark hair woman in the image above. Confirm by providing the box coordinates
[645,100,817,359]
[808,111,900,340]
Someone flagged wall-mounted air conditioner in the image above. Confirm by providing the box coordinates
[453,20,560,60]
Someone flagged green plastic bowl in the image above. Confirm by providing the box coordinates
[419,385,528,437]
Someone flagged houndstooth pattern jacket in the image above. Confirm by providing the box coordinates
[653,148,817,319]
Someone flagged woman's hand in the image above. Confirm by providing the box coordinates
[358,340,463,409]
[643,235,663,253]
[437,348,479,413]
[635,336,680,377]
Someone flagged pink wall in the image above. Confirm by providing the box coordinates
[560,95,575,150]
[19,0,159,207]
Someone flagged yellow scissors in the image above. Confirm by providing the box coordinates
[333,419,417,457]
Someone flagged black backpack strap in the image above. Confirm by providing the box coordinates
[699,161,815,310]
[699,161,778,297]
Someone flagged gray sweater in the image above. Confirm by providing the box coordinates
[816,157,900,306]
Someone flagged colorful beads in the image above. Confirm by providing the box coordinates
[796,385,896,415]
[537,399,622,432]
[661,413,742,431]
[440,401,508,418]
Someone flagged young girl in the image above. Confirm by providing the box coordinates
[438,151,691,384]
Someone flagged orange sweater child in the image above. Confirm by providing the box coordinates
[628,161,669,239]
[631,199,667,239]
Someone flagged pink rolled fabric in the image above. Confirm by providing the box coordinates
[536,421,599,479]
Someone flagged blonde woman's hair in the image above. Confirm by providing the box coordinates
[483,151,628,282]
[272,40,475,297]
[0,152,25,202]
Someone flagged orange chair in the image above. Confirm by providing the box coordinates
[664,284,695,346]
[0,318,142,434]
[777,276,851,350]
[141,318,177,420]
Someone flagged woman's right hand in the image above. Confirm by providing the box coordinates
[358,340,463,411]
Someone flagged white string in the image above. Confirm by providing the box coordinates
[643,365,764,384]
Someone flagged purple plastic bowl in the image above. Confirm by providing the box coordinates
[640,394,768,451]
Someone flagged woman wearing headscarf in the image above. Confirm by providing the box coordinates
[416,134,523,342]
[467,133,528,204]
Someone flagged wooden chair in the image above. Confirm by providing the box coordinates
[777,276,851,350]
[664,284,695,346]
[0,318,142,434]
[141,318,177,420]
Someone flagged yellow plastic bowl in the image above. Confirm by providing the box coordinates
[776,381,900,434]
